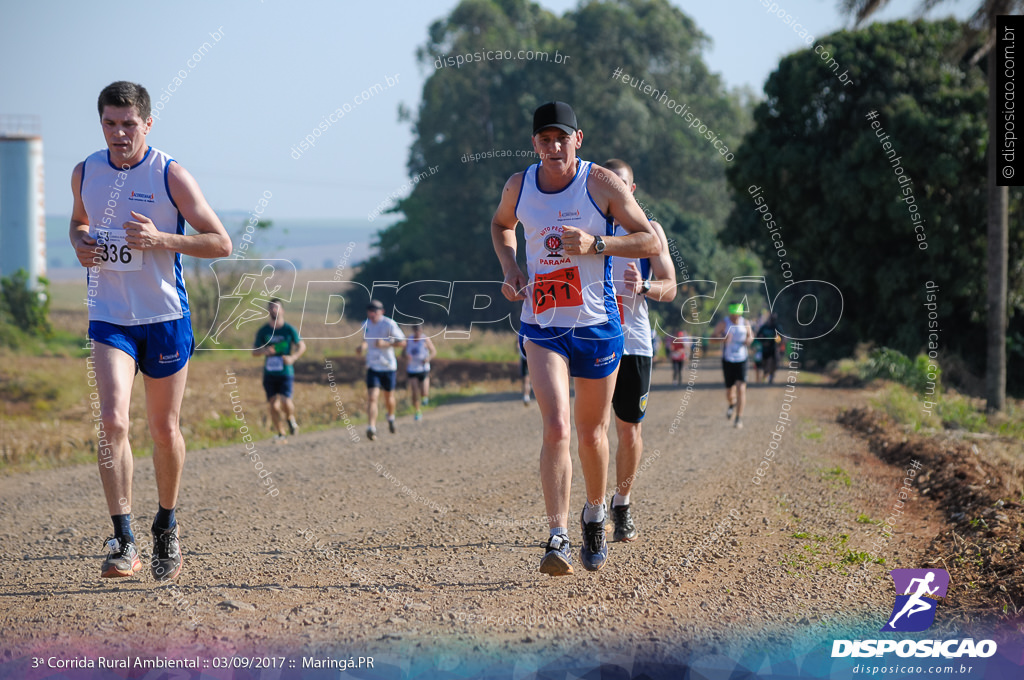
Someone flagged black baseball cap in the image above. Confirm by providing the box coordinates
[533,101,578,135]
[367,300,384,311]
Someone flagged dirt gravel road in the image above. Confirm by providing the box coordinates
[0,353,949,673]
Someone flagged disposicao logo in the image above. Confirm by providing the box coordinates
[831,568,997,659]
[882,568,948,632]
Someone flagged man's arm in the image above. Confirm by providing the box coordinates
[390,321,407,350]
[284,339,307,366]
[124,161,232,258]
[425,337,437,359]
[712,320,726,345]
[69,162,101,267]
[491,173,528,301]
[623,220,677,302]
[252,328,271,356]
[562,165,659,258]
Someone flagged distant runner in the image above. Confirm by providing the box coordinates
[403,324,436,421]
[356,300,406,440]
[518,338,533,406]
[252,298,306,440]
[713,302,753,429]
[755,313,781,384]
[669,330,687,386]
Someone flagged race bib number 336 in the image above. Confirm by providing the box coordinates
[92,228,143,272]
[532,266,584,314]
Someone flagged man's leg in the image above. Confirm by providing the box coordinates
[735,380,747,427]
[528,340,577,573]
[268,394,285,435]
[143,364,189,581]
[422,374,430,403]
[410,377,422,417]
[612,417,642,542]
[383,385,397,433]
[614,418,642,498]
[144,366,188,514]
[283,394,298,434]
[93,341,143,577]
[367,386,380,430]
[574,369,617,570]
[93,342,138,517]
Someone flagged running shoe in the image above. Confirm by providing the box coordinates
[579,510,608,571]
[288,417,299,435]
[274,433,287,443]
[726,404,735,419]
[101,536,142,578]
[388,418,396,434]
[414,412,422,421]
[421,397,429,406]
[539,534,574,576]
[366,426,376,441]
[523,395,531,406]
[611,503,637,542]
[151,524,182,581]
[734,418,744,430]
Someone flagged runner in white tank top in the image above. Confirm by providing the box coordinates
[402,325,436,420]
[70,82,232,582]
[491,101,660,576]
[603,158,677,544]
[714,303,754,429]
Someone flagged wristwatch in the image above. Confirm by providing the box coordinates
[640,279,652,295]
[593,235,606,254]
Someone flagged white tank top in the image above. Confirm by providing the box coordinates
[514,160,616,328]
[610,223,653,356]
[80,147,188,326]
[723,317,750,362]
[406,337,430,373]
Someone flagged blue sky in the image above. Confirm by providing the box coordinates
[0,0,972,221]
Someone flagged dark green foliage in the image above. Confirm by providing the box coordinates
[0,269,52,339]
[724,19,1024,388]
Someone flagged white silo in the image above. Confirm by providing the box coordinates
[0,116,46,288]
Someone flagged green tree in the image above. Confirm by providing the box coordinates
[840,0,1022,411]
[0,269,52,338]
[356,0,752,325]
[724,19,1024,390]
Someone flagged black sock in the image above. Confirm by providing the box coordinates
[112,514,134,543]
[153,505,176,532]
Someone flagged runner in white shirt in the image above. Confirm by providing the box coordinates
[491,102,660,575]
[402,324,436,421]
[713,303,754,429]
[603,159,677,543]
[70,81,231,581]
[356,300,406,439]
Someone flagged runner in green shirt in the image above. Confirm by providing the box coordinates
[252,298,306,440]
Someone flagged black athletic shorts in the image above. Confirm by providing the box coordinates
[722,359,748,388]
[612,355,652,424]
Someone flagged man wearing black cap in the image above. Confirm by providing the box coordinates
[356,300,406,440]
[491,101,660,575]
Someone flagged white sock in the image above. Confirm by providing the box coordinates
[550,527,567,538]
[583,502,606,524]
[612,493,630,508]
[387,414,395,422]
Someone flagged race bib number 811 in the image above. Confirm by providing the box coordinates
[92,228,143,272]
[532,266,583,314]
